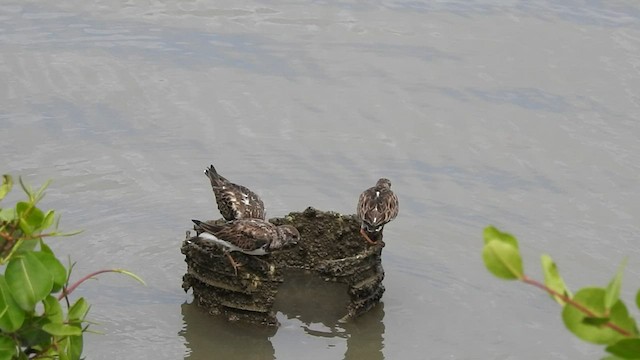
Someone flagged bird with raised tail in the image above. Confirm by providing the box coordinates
[356,178,399,245]
[204,164,265,221]
[191,218,300,275]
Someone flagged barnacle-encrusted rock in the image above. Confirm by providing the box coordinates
[181,207,385,326]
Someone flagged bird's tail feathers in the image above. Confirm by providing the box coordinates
[204,164,226,186]
[192,219,221,234]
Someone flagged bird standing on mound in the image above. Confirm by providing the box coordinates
[191,219,300,275]
[204,164,265,221]
[356,178,399,245]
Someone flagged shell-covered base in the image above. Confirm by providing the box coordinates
[181,207,385,326]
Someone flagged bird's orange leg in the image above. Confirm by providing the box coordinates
[226,253,244,275]
[360,228,378,245]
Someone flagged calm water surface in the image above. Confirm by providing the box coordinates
[2,1,640,359]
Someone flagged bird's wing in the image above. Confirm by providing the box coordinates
[357,188,399,228]
[213,219,274,251]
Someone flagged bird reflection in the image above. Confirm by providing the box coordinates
[180,269,385,360]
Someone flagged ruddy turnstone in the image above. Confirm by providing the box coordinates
[204,164,265,221]
[191,218,300,274]
[356,178,399,245]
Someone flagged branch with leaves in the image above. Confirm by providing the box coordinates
[483,226,640,359]
[0,175,145,360]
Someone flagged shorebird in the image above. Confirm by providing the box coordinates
[191,218,299,274]
[356,178,399,245]
[204,164,265,221]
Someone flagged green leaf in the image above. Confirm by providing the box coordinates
[31,179,51,204]
[482,240,524,280]
[541,254,572,305]
[19,317,51,347]
[109,269,147,286]
[40,210,55,232]
[61,335,83,360]
[0,275,25,332]
[40,242,54,254]
[13,238,37,255]
[18,178,32,201]
[562,287,637,345]
[606,338,640,359]
[68,297,90,323]
[43,295,63,323]
[0,175,12,201]
[42,322,82,336]
[39,349,60,360]
[0,208,15,222]
[637,289,640,311]
[18,218,32,236]
[0,334,17,360]
[0,349,15,360]
[33,250,67,293]
[5,252,54,311]
[483,225,519,248]
[16,202,45,235]
[605,258,627,312]
[56,229,83,237]
[18,178,50,204]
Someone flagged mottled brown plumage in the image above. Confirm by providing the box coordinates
[356,178,399,245]
[191,219,300,274]
[205,164,265,221]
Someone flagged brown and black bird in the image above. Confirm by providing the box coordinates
[191,219,300,274]
[204,164,265,221]
[356,178,399,245]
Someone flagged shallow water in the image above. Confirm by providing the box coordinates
[2,1,640,359]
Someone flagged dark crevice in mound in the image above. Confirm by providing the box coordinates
[181,207,385,326]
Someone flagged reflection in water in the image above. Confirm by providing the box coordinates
[180,303,276,360]
[181,269,385,359]
[342,304,385,360]
[273,269,351,333]
[2,0,638,358]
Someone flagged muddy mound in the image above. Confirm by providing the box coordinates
[181,207,385,326]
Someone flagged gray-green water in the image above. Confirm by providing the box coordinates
[2,1,640,359]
